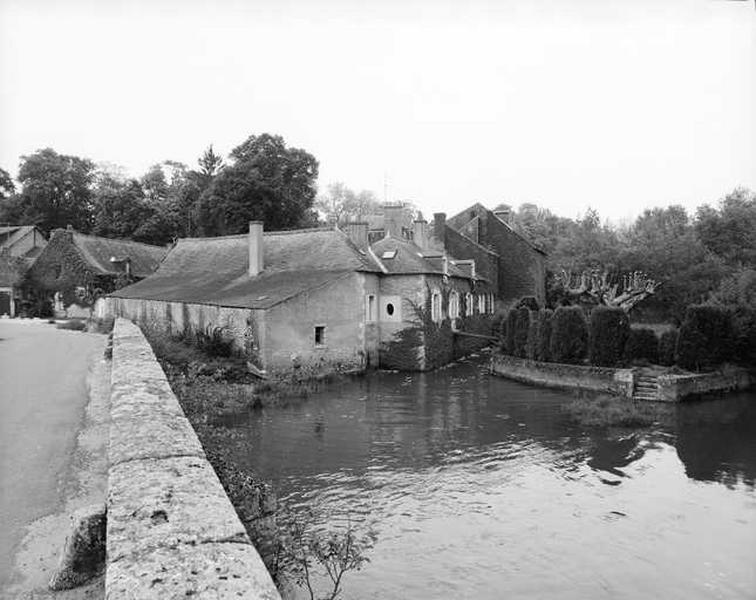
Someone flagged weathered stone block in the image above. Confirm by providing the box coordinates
[49,503,107,591]
[106,542,280,600]
[109,412,205,466]
[107,456,249,563]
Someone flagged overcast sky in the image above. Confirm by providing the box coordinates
[1,0,753,223]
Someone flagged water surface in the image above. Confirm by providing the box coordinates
[221,358,756,599]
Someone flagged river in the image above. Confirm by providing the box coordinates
[217,357,756,599]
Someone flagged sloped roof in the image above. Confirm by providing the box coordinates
[0,253,29,287]
[112,228,381,309]
[449,203,547,255]
[0,226,40,252]
[371,236,476,279]
[69,232,168,277]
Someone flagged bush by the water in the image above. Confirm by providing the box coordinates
[588,306,629,367]
[512,307,531,358]
[624,328,659,364]
[549,306,588,364]
[514,296,540,311]
[658,329,678,366]
[563,394,673,428]
[676,304,734,371]
[534,309,553,362]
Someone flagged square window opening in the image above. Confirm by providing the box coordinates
[314,325,326,346]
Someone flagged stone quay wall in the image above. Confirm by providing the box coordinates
[107,317,280,599]
[657,368,752,402]
[490,353,634,397]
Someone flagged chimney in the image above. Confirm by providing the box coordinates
[413,214,428,249]
[432,212,446,246]
[343,222,368,249]
[382,204,403,238]
[248,221,263,276]
[493,207,512,224]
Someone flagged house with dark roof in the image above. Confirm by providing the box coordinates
[445,203,547,305]
[99,220,498,373]
[26,228,168,318]
[0,225,47,317]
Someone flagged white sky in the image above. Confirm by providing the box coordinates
[1,0,754,223]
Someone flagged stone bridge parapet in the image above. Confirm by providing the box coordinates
[107,317,280,599]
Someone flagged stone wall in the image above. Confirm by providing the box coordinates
[657,368,752,402]
[490,352,634,397]
[107,318,280,599]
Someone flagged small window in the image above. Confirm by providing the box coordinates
[381,250,397,259]
[314,325,326,346]
[465,293,474,316]
[366,294,376,322]
[448,291,459,320]
[431,290,442,322]
[386,302,395,316]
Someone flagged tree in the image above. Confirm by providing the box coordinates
[16,148,95,232]
[197,144,224,181]
[696,187,756,267]
[197,133,319,236]
[91,170,150,239]
[0,168,15,201]
[556,269,661,312]
[315,182,382,224]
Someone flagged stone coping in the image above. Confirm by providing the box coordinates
[107,318,280,599]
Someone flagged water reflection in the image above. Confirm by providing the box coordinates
[219,358,756,599]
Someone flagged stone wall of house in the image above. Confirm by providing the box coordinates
[443,225,500,292]
[378,274,495,371]
[479,212,546,305]
[263,272,380,373]
[97,297,265,366]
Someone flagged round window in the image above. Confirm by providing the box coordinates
[386,303,395,316]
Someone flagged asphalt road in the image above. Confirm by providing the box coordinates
[0,320,105,588]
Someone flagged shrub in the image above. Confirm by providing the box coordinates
[56,319,87,331]
[514,296,540,312]
[195,325,235,358]
[624,328,659,364]
[588,306,629,367]
[549,306,589,364]
[658,329,678,366]
[676,304,734,371]
[512,307,531,358]
[501,309,517,354]
[535,309,553,362]
[525,313,539,359]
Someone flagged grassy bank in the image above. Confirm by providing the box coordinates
[563,394,675,428]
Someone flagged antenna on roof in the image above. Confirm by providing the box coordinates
[383,171,388,204]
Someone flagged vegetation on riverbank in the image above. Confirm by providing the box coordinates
[563,394,674,428]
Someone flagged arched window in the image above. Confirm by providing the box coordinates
[431,290,442,322]
[448,291,459,320]
[478,294,485,314]
[465,293,474,316]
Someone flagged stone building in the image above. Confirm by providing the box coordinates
[98,221,497,374]
[27,228,167,317]
[0,225,47,317]
[446,203,547,305]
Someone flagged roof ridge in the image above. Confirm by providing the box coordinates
[71,230,165,249]
[177,227,336,243]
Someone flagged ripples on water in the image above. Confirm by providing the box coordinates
[220,358,756,599]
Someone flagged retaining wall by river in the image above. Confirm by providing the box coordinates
[490,353,634,397]
[107,317,280,599]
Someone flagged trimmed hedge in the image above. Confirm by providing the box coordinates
[624,328,659,363]
[512,307,531,358]
[676,305,734,371]
[502,309,518,354]
[549,306,589,364]
[535,309,553,362]
[588,306,629,367]
[526,313,539,359]
[658,330,678,366]
[514,296,540,312]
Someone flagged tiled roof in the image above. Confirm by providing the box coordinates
[112,228,381,309]
[0,226,37,250]
[68,232,168,277]
[448,203,547,255]
[370,236,475,279]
